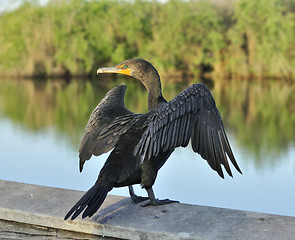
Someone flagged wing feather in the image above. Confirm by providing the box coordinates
[79,85,141,172]
[134,83,242,178]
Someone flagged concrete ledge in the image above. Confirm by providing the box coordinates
[0,180,295,240]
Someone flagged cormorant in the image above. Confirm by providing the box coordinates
[64,58,242,220]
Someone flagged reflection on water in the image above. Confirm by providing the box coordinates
[212,80,295,168]
[0,78,295,216]
[0,78,149,148]
[1,78,294,158]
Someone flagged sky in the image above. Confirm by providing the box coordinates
[0,0,49,12]
[0,0,172,12]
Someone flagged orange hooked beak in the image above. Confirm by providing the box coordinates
[97,65,131,76]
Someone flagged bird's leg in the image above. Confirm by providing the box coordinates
[141,187,179,207]
[128,185,149,204]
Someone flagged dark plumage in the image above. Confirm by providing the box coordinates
[64,59,242,220]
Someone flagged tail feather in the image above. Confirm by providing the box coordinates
[64,184,112,220]
[82,189,109,218]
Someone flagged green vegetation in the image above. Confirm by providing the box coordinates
[0,0,294,80]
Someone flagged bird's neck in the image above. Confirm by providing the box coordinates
[147,90,166,111]
[145,79,166,111]
[138,67,166,111]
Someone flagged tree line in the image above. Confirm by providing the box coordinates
[0,0,294,81]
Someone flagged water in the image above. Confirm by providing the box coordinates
[0,78,295,217]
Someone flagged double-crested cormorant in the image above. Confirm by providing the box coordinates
[64,59,242,220]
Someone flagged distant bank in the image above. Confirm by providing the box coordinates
[0,0,294,82]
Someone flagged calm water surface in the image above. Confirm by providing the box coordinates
[0,78,294,217]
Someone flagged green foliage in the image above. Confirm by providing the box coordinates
[0,0,294,79]
[226,0,295,78]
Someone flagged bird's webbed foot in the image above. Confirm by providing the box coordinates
[128,186,149,204]
[141,187,179,207]
[141,198,179,207]
[132,195,150,204]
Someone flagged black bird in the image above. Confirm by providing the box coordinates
[64,59,242,220]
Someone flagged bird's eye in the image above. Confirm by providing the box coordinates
[123,65,128,69]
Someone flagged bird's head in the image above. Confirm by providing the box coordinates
[97,58,161,92]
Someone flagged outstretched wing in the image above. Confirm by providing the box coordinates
[134,83,242,178]
[79,85,138,172]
